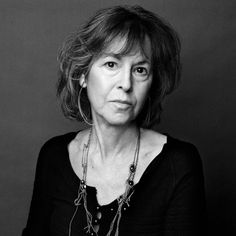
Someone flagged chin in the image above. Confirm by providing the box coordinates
[105,114,134,127]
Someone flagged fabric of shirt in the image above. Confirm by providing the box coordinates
[22,131,207,236]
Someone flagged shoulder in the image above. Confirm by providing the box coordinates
[36,131,78,168]
[140,129,203,172]
[31,132,79,190]
[40,132,77,154]
[166,135,203,175]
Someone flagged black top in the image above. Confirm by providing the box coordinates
[22,132,206,236]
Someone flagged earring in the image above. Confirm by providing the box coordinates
[78,85,93,126]
[79,74,86,88]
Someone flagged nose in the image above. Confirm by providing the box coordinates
[117,67,132,92]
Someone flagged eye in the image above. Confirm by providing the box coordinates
[104,61,117,69]
[134,67,148,76]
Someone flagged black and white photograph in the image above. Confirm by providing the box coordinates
[0,0,235,235]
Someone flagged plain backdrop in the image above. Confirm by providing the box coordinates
[0,0,235,235]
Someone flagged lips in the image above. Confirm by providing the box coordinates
[110,100,132,109]
[110,99,132,105]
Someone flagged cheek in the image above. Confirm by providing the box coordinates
[86,72,110,108]
[87,84,102,109]
[135,82,152,106]
[86,72,100,107]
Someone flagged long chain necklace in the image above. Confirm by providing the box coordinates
[69,128,140,236]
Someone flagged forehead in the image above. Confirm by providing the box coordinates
[99,36,152,60]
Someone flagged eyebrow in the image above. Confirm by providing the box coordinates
[100,53,121,59]
[100,52,151,65]
[135,60,151,66]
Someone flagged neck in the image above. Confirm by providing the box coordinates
[89,122,139,163]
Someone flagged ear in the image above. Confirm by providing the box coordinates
[79,74,87,88]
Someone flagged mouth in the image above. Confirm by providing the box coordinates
[111,99,132,105]
[110,100,132,109]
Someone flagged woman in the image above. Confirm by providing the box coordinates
[22,5,206,236]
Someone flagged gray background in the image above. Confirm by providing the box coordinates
[0,0,235,235]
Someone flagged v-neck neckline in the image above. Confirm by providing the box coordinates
[64,130,171,207]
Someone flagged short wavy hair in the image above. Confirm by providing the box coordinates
[57,5,181,128]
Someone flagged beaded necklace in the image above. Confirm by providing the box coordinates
[69,128,140,236]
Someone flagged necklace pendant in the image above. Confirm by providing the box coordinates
[118,195,123,203]
[130,164,136,172]
[128,180,134,186]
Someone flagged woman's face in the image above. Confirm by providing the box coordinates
[83,37,152,127]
